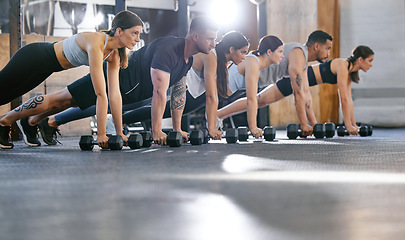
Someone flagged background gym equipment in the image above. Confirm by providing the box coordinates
[79,135,123,151]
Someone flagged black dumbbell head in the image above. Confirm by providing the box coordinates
[313,123,325,139]
[287,124,299,139]
[237,127,249,141]
[263,126,276,141]
[367,125,373,136]
[108,135,123,150]
[128,133,143,149]
[359,126,368,137]
[337,126,347,137]
[167,131,182,147]
[201,129,209,144]
[140,131,153,148]
[79,135,94,151]
[324,123,335,138]
[226,128,238,144]
[190,130,203,145]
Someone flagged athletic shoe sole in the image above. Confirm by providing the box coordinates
[16,120,40,147]
[0,143,13,149]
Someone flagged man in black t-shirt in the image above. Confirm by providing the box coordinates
[5,16,218,147]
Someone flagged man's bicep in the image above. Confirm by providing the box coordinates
[151,68,170,90]
[288,49,306,90]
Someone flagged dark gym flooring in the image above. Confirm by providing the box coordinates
[1,128,405,240]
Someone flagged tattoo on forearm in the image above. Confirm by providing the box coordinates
[295,74,302,89]
[14,95,44,112]
[170,78,186,110]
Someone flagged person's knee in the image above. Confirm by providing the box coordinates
[50,89,74,109]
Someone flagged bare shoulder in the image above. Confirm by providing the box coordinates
[330,58,348,74]
[77,32,105,47]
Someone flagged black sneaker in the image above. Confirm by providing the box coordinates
[38,118,61,145]
[17,118,41,147]
[0,125,13,149]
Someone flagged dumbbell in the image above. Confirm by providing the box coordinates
[189,130,204,145]
[325,123,336,138]
[367,125,373,136]
[79,135,123,151]
[140,131,153,147]
[237,126,276,141]
[287,124,301,139]
[201,129,210,144]
[313,123,325,139]
[167,131,182,147]
[225,128,238,143]
[337,125,369,137]
[127,133,143,149]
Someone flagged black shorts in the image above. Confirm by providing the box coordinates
[67,74,98,110]
[275,67,318,97]
[276,77,293,97]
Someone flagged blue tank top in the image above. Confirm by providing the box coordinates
[228,54,260,94]
[62,33,113,67]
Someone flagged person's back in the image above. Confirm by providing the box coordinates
[119,36,193,103]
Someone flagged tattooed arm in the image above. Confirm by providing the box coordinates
[170,76,188,141]
[288,48,313,136]
[302,68,317,126]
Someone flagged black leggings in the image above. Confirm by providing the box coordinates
[0,42,64,105]
[54,90,206,125]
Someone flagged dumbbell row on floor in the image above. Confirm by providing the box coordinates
[287,123,336,139]
[337,125,373,137]
[167,129,210,147]
[79,131,154,151]
[225,126,276,143]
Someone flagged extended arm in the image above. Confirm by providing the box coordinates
[106,51,127,142]
[151,68,170,145]
[87,40,109,147]
[288,49,313,136]
[203,52,222,139]
[170,76,188,142]
[244,57,263,138]
[336,61,358,135]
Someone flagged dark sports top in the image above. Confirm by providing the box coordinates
[118,36,193,103]
[319,59,337,84]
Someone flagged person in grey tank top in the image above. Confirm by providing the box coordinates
[0,11,143,149]
[218,35,284,138]
[218,30,333,137]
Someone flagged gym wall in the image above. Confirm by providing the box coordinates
[340,0,405,127]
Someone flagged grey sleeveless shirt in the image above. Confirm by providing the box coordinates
[258,42,308,88]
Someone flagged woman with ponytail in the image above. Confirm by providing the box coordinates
[0,10,143,149]
[223,35,284,138]
[218,45,374,136]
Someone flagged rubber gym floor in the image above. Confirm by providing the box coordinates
[1,128,405,240]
